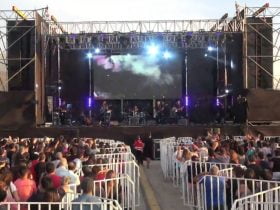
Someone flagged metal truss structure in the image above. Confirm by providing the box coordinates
[0,5,279,97]
[243,6,280,89]
[0,8,49,91]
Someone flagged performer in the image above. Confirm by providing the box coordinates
[132,105,139,117]
[234,95,248,124]
[99,101,111,126]
[133,136,145,165]
[154,101,164,123]
[174,100,184,118]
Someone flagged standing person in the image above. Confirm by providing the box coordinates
[133,136,145,165]
[143,133,153,169]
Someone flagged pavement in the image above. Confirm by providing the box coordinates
[140,161,189,210]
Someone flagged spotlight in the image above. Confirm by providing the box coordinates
[185,96,189,107]
[87,52,93,58]
[58,86,62,91]
[216,98,220,106]
[204,53,208,57]
[147,44,159,56]
[95,48,100,54]
[208,46,214,51]
[225,89,230,94]
[88,97,92,108]
[163,51,171,59]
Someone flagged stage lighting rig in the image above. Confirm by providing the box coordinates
[12,6,27,20]
[252,3,269,17]
[210,13,228,31]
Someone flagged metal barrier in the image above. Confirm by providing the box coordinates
[1,200,122,210]
[218,167,234,177]
[181,161,241,207]
[233,136,245,142]
[159,137,176,180]
[95,152,136,163]
[86,161,140,206]
[231,186,280,210]
[264,136,280,141]
[93,175,135,210]
[197,175,280,210]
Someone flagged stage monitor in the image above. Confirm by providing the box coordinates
[93,54,183,99]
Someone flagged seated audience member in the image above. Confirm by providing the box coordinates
[34,153,46,185]
[14,166,37,201]
[0,188,7,210]
[271,149,280,180]
[72,178,101,210]
[257,152,270,170]
[46,162,61,189]
[55,158,69,177]
[203,165,226,210]
[60,176,73,194]
[0,171,20,202]
[52,152,63,168]
[68,162,80,186]
[105,170,121,202]
[247,155,265,179]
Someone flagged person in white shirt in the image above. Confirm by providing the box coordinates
[68,162,80,186]
[55,158,69,178]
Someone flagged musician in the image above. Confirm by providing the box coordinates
[154,101,164,123]
[174,100,184,118]
[132,105,139,117]
[99,101,111,126]
[59,100,67,125]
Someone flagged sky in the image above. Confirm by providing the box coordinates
[2,0,279,21]
[1,0,280,89]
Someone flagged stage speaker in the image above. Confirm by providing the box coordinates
[244,17,273,89]
[7,20,35,91]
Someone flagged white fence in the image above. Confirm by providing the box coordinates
[95,152,136,163]
[93,175,135,210]
[1,200,122,210]
[86,161,140,206]
[197,175,280,210]
[181,161,241,207]
[231,186,280,210]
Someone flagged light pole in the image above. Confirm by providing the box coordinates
[87,53,93,117]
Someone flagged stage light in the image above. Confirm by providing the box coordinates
[185,96,189,107]
[204,53,208,57]
[147,44,159,56]
[87,52,93,58]
[163,51,171,59]
[225,89,230,94]
[216,98,220,106]
[208,46,214,52]
[58,86,62,91]
[88,97,92,108]
[95,48,100,54]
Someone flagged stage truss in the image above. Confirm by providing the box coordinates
[243,6,280,89]
[0,4,280,125]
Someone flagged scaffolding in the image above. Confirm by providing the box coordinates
[1,4,280,126]
[243,6,280,89]
[0,8,49,91]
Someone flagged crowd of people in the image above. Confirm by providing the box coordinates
[175,133,280,181]
[171,133,280,210]
[0,136,134,210]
